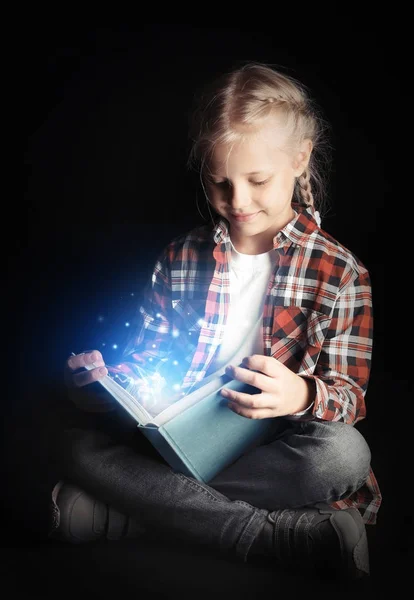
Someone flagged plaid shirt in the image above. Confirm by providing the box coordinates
[109,204,382,525]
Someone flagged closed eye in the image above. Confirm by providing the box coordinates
[251,179,270,186]
[211,178,270,188]
[212,180,231,188]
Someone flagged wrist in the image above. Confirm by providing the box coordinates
[295,376,316,413]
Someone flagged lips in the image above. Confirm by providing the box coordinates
[230,212,260,223]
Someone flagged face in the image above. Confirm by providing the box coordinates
[205,118,312,254]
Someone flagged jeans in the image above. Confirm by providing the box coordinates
[56,406,371,561]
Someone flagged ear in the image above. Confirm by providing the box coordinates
[292,139,313,177]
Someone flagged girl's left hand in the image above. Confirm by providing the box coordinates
[221,355,316,419]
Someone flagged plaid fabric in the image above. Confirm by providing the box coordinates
[111,204,381,525]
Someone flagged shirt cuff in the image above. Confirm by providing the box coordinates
[286,400,315,420]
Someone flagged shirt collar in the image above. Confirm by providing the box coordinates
[212,203,320,250]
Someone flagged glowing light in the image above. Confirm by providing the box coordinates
[172,330,179,338]
[159,326,168,333]
[130,293,135,296]
[188,332,192,336]
[152,344,156,348]
[149,358,153,362]
[97,315,104,322]
[102,343,106,347]
[125,322,130,327]
[197,318,206,327]
[156,313,162,318]
[173,360,178,366]
[173,384,180,391]
[112,344,118,350]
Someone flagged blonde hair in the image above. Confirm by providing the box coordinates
[187,62,332,216]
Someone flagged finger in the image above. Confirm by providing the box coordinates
[66,351,105,372]
[225,364,274,394]
[220,388,272,409]
[241,354,281,377]
[71,365,108,388]
[227,402,276,420]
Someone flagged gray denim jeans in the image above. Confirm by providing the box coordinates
[57,411,371,561]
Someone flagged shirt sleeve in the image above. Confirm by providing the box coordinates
[307,267,373,424]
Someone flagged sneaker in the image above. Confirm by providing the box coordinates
[250,503,369,580]
[49,481,145,543]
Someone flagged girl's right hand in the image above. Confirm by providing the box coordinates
[64,350,111,412]
[64,350,108,388]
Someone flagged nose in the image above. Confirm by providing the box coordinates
[226,184,250,211]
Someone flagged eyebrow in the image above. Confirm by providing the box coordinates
[242,171,269,176]
[210,170,271,178]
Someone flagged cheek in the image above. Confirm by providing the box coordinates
[256,187,278,209]
[262,178,294,206]
[207,189,221,208]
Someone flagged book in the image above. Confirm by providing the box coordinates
[82,359,279,483]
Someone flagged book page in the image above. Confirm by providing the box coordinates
[151,370,231,427]
[84,362,154,426]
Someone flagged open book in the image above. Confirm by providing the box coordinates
[83,360,279,483]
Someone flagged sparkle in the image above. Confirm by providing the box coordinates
[172,330,179,338]
[152,344,156,348]
[125,322,130,327]
[149,358,153,362]
[112,344,118,350]
[173,360,178,366]
[156,313,162,318]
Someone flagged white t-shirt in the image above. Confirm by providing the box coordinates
[206,240,277,376]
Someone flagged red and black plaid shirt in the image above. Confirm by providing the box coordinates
[111,204,382,525]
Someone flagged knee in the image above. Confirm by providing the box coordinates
[324,422,371,487]
[304,421,371,487]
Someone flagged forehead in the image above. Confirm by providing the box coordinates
[210,131,290,175]
[209,114,292,174]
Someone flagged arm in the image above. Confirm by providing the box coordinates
[305,268,373,424]
[219,268,373,426]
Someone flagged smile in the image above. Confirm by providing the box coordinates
[230,212,260,223]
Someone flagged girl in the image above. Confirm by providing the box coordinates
[51,62,381,581]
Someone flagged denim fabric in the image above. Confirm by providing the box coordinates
[57,411,371,561]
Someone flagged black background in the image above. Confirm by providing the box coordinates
[9,22,410,595]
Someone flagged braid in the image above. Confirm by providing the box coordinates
[298,167,314,208]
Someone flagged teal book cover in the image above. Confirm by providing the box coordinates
[84,361,278,483]
[140,376,278,482]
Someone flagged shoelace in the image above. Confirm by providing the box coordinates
[268,509,316,562]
